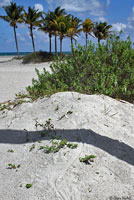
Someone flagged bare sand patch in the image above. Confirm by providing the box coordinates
[0,92,134,200]
[0,57,51,102]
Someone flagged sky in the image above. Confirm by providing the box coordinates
[0,0,134,52]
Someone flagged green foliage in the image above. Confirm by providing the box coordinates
[8,163,21,169]
[26,183,33,189]
[0,97,31,112]
[7,149,14,153]
[27,33,134,103]
[79,155,96,164]
[22,51,54,64]
[43,139,78,154]
[29,144,35,152]
[35,118,54,131]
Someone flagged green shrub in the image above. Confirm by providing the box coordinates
[26,33,134,103]
[22,51,53,64]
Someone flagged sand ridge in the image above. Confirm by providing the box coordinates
[0,92,134,200]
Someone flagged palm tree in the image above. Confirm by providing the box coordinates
[47,6,66,54]
[23,7,43,52]
[39,16,53,54]
[82,18,94,47]
[0,2,24,58]
[93,21,112,44]
[67,15,81,48]
[57,15,70,54]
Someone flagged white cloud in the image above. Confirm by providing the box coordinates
[106,0,110,7]
[46,0,105,17]
[112,23,127,32]
[0,0,10,7]
[34,3,44,11]
[98,16,106,22]
[128,6,134,28]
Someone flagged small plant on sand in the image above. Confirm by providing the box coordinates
[43,139,78,154]
[55,105,59,111]
[35,118,54,131]
[26,183,33,189]
[0,96,31,112]
[103,104,111,115]
[67,110,73,115]
[29,144,35,152]
[7,149,14,153]
[39,146,45,150]
[79,155,96,164]
[8,163,21,169]
[67,143,78,149]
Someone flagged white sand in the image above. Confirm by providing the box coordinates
[0,58,134,199]
[0,91,134,200]
[0,56,51,103]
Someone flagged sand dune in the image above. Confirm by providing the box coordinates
[0,91,134,200]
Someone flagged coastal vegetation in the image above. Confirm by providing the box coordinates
[1,2,134,104]
[27,33,134,103]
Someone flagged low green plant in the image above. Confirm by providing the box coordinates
[67,110,73,115]
[79,155,96,164]
[0,97,31,112]
[58,114,66,121]
[44,139,78,154]
[26,183,33,189]
[55,105,59,111]
[35,118,54,131]
[67,143,78,149]
[39,146,45,150]
[26,33,134,103]
[8,163,21,169]
[29,144,35,152]
[40,131,48,137]
[22,51,53,64]
[7,149,14,153]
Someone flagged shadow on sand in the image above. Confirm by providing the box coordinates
[0,128,134,166]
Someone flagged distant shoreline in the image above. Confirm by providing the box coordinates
[0,51,71,56]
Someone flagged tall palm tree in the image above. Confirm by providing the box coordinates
[39,16,53,54]
[57,15,70,54]
[23,7,43,52]
[82,18,94,47]
[67,15,81,48]
[47,6,66,54]
[0,2,24,58]
[93,21,112,44]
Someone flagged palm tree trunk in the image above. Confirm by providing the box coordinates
[49,33,52,54]
[86,33,88,48]
[71,38,73,52]
[71,38,73,46]
[55,33,57,55]
[30,26,35,52]
[60,37,62,55]
[13,26,19,58]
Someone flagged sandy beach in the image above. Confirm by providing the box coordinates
[0,56,51,103]
[0,57,134,200]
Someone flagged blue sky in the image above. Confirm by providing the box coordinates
[0,0,134,52]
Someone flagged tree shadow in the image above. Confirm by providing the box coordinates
[0,128,134,166]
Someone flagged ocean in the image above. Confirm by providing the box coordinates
[0,51,71,56]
